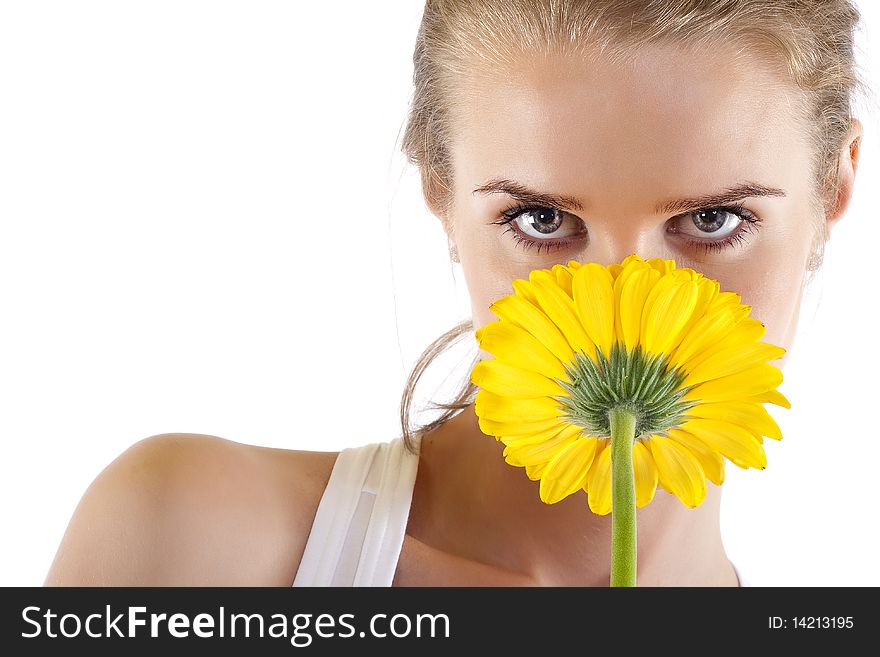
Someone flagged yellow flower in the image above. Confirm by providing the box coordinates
[471,254,788,515]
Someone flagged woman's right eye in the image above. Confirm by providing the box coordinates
[490,204,588,254]
[508,206,586,239]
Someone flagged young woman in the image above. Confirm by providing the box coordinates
[45,0,865,587]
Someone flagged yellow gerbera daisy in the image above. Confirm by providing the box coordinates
[470,254,788,515]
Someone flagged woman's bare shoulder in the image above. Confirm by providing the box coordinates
[44,432,339,586]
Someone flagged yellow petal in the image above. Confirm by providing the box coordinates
[632,440,659,507]
[745,389,791,409]
[474,389,565,423]
[637,275,677,334]
[723,316,767,342]
[648,435,707,508]
[501,423,583,448]
[670,304,744,369]
[571,263,616,358]
[512,278,540,307]
[679,418,767,469]
[525,461,548,480]
[647,257,676,275]
[684,364,783,403]
[566,259,583,270]
[504,423,584,467]
[616,266,661,351]
[683,342,787,387]
[709,290,743,311]
[478,415,568,439]
[471,359,569,399]
[671,267,699,282]
[671,276,719,345]
[489,294,575,364]
[686,401,783,440]
[476,321,569,381]
[613,254,649,286]
[641,279,700,356]
[665,427,725,485]
[530,269,597,357]
[620,253,645,268]
[682,318,768,372]
[552,264,575,298]
[585,438,612,515]
[539,437,599,504]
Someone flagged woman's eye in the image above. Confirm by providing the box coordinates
[501,206,586,241]
[672,208,744,241]
[491,205,588,254]
[667,205,762,254]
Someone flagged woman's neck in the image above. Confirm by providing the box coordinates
[412,403,738,587]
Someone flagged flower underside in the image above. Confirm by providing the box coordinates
[557,342,697,439]
[469,254,789,516]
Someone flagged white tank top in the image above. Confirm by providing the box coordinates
[292,433,423,586]
[291,432,751,587]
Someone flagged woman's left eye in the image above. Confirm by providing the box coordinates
[668,205,762,252]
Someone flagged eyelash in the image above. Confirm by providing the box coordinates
[491,202,762,255]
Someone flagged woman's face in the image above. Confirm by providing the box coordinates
[446,43,824,362]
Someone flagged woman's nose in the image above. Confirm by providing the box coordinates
[574,227,658,266]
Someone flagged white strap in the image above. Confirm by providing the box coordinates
[352,434,421,586]
[732,561,751,587]
[292,435,421,586]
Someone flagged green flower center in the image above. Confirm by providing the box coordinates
[555,342,697,439]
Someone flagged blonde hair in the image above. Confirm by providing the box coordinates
[398,0,869,454]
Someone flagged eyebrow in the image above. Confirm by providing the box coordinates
[472,178,584,212]
[472,178,786,214]
[654,182,787,214]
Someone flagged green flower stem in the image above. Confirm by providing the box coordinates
[609,406,638,587]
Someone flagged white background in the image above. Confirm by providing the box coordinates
[1,1,878,587]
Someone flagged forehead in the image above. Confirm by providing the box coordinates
[450,42,811,205]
